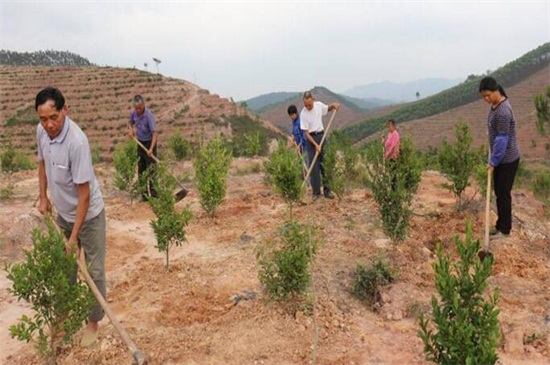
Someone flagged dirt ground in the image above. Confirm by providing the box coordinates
[1,158,549,365]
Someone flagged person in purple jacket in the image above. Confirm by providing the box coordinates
[128,95,158,201]
[479,77,521,239]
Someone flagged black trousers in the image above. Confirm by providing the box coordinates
[307,133,330,196]
[494,158,519,235]
[137,139,157,198]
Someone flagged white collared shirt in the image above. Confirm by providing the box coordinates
[300,101,328,133]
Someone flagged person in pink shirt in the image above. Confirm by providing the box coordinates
[384,119,400,160]
[384,119,400,191]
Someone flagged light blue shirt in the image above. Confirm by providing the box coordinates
[36,117,104,222]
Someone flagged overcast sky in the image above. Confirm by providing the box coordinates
[1,0,548,100]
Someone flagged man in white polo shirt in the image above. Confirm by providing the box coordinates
[300,91,340,201]
[35,87,106,347]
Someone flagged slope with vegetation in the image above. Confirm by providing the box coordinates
[0,65,281,160]
[257,86,368,133]
[0,50,93,67]
[344,43,550,143]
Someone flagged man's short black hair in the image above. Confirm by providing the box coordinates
[388,119,396,126]
[35,87,65,111]
[287,104,298,115]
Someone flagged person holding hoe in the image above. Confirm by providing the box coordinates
[300,90,340,201]
[128,94,158,201]
[35,87,106,347]
[479,77,521,240]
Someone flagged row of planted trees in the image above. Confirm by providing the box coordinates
[261,126,502,365]
[4,120,528,364]
[4,89,549,364]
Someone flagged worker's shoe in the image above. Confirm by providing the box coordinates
[490,229,509,241]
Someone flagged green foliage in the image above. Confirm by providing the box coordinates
[257,221,319,301]
[331,130,361,184]
[0,182,14,200]
[168,133,191,161]
[437,123,479,206]
[6,218,94,362]
[363,135,422,241]
[352,253,397,305]
[418,221,500,365]
[1,140,34,173]
[419,147,440,171]
[229,114,279,141]
[263,140,304,217]
[148,166,192,268]
[194,136,232,217]
[322,140,346,199]
[113,140,139,200]
[232,132,264,157]
[4,106,38,127]
[474,163,489,198]
[534,86,550,136]
[91,145,102,165]
[532,169,550,201]
[344,42,550,142]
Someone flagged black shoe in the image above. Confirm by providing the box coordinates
[312,195,321,202]
[324,190,335,199]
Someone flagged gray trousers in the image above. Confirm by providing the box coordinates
[57,209,106,322]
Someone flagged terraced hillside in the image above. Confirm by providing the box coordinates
[366,66,550,160]
[345,42,550,144]
[0,66,280,160]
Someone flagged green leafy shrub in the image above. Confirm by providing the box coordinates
[168,132,191,161]
[437,123,479,207]
[6,218,94,363]
[91,145,102,165]
[0,182,14,200]
[194,136,232,217]
[532,169,550,201]
[113,140,139,202]
[263,140,304,218]
[535,85,550,136]
[1,140,34,173]
[148,166,192,268]
[322,140,346,199]
[352,253,397,305]
[363,135,422,241]
[232,132,264,157]
[331,130,360,181]
[418,221,500,365]
[257,221,319,301]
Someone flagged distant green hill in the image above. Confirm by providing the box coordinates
[340,95,395,110]
[244,92,300,112]
[0,50,93,67]
[343,42,550,142]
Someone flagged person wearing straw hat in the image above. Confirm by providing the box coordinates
[300,90,340,201]
[35,87,106,347]
[128,94,158,201]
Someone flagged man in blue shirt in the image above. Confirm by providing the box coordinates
[128,95,158,200]
[288,104,306,153]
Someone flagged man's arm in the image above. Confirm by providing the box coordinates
[67,182,90,253]
[303,129,320,154]
[38,160,51,215]
[328,103,340,112]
